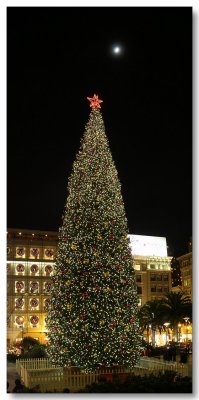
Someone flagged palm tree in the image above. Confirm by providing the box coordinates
[138,300,165,346]
[161,291,192,342]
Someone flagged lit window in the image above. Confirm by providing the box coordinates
[138,298,142,306]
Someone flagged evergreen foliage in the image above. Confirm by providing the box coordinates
[46,106,142,370]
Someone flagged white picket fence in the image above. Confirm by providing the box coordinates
[15,357,189,392]
[137,357,189,377]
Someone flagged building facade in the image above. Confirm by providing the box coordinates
[7,229,58,348]
[129,235,172,308]
[7,230,172,348]
[177,250,192,300]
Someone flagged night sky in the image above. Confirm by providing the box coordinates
[7,7,192,257]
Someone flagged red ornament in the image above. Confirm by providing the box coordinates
[116,264,122,270]
[109,321,117,327]
[130,318,134,324]
[80,313,88,319]
[82,293,89,299]
[87,94,103,109]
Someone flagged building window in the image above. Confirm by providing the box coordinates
[137,286,142,294]
[45,265,53,276]
[162,274,168,281]
[150,274,156,281]
[182,260,189,267]
[134,264,140,271]
[44,248,54,259]
[156,275,162,281]
[151,287,156,292]
[16,247,25,258]
[138,298,142,306]
[150,264,156,269]
[136,275,142,283]
[29,298,39,310]
[15,297,24,309]
[156,287,162,292]
[29,281,39,294]
[16,264,25,275]
[162,264,169,270]
[15,281,25,293]
[163,287,169,292]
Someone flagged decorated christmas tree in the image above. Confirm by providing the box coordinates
[46,95,142,371]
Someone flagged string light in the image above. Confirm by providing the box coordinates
[46,98,142,371]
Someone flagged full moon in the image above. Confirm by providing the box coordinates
[113,46,121,54]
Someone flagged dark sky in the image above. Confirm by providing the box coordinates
[7,7,192,257]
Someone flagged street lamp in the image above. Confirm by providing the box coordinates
[164,322,170,345]
[183,317,190,344]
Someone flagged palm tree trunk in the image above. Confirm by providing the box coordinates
[174,325,178,342]
[152,325,156,346]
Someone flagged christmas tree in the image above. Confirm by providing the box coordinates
[46,94,142,371]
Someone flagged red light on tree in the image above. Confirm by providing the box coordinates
[87,94,103,109]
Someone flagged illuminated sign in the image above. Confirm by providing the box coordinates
[128,234,167,257]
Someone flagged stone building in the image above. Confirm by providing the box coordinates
[129,235,172,307]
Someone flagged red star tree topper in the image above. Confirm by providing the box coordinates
[87,94,103,109]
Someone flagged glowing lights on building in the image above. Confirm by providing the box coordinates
[128,235,168,257]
